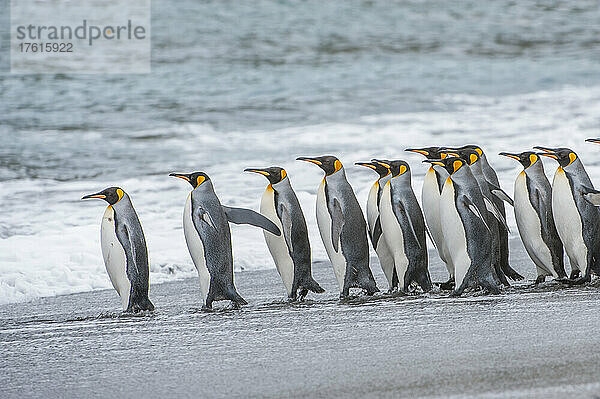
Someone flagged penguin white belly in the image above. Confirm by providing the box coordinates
[552,170,587,273]
[514,173,555,277]
[183,194,211,304]
[100,206,131,311]
[422,169,452,274]
[316,179,346,291]
[366,183,395,287]
[439,181,471,288]
[261,186,295,296]
[379,184,409,287]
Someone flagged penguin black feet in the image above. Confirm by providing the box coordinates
[570,269,581,280]
[561,275,591,286]
[504,266,524,281]
[535,275,547,285]
[298,289,309,301]
[439,278,455,291]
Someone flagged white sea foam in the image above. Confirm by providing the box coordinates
[2,85,600,305]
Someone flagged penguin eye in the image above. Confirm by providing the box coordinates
[469,154,477,165]
[334,160,342,172]
[452,160,463,173]
[196,176,206,186]
[528,154,537,166]
[568,152,577,165]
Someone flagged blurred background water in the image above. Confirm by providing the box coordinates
[1,0,600,304]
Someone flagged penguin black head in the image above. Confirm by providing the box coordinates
[445,144,485,158]
[534,147,578,168]
[499,151,540,169]
[586,138,600,144]
[296,155,342,176]
[355,161,389,178]
[424,156,467,175]
[456,148,482,166]
[372,159,410,178]
[82,187,125,205]
[169,171,211,188]
[244,167,288,184]
[405,147,447,160]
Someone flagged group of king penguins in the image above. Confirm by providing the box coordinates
[82,139,600,313]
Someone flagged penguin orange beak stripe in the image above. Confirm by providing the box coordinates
[244,168,271,176]
[169,173,191,181]
[405,149,429,156]
[533,146,556,153]
[586,138,600,144]
[296,157,322,166]
[498,152,520,160]
[538,152,558,159]
[371,159,391,169]
[81,193,106,200]
[355,162,377,170]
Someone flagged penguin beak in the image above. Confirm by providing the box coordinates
[296,157,322,166]
[405,148,429,156]
[371,159,391,169]
[423,159,445,167]
[498,152,520,160]
[538,152,558,160]
[533,146,556,153]
[169,173,191,182]
[244,168,271,176]
[586,138,600,144]
[355,162,377,170]
[82,192,106,200]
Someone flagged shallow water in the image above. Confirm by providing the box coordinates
[2,242,600,398]
[2,0,600,305]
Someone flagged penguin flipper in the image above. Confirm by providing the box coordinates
[371,216,383,248]
[483,196,510,233]
[461,196,491,233]
[277,203,294,252]
[393,200,422,249]
[581,186,600,206]
[222,206,281,236]
[329,198,344,252]
[488,183,514,206]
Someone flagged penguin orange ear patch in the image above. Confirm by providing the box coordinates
[529,154,538,166]
[452,160,463,174]
[475,148,483,156]
[568,152,577,165]
[197,176,206,186]
[280,169,287,180]
[334,159,342,172]
[116,188,124,202]
[469,154,477,165]
[398,165,407,176]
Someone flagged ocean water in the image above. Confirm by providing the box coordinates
[2,0,600,304]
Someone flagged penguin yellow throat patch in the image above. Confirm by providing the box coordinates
[266,184,274,192]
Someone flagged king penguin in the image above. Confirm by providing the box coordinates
[355,161,397,291]
[405,147,455,289]
[448,148,515,287]
[170,172,281,309]
[535,147,600,283]
[446,145,521,281]
[424,157,501,296]
[499,151,567,283]
[297,156,379,298]
[244,166,324,301]
[373,160,433,293]
[82,187,154,312]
